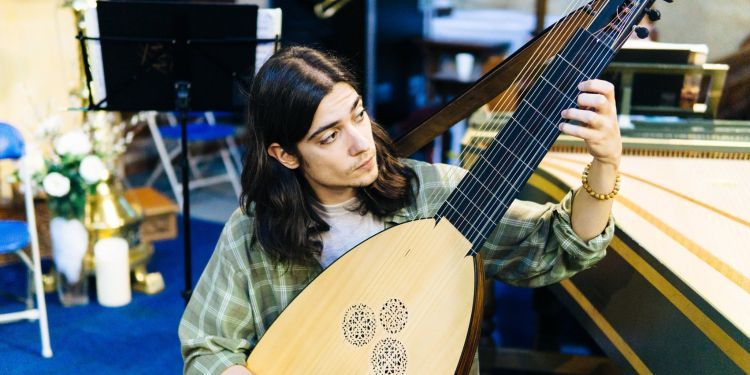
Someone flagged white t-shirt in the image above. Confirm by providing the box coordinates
[316,197,385,268]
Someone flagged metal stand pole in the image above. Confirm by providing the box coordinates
[175,81,193,304]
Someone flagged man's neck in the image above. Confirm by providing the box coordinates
[314,187,357,205]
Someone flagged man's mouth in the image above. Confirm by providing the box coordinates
[355,155,375,171]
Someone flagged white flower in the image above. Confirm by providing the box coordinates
[71,0,89,11]
[79,154,107,184]
[18,148,46,178]
[42,172,70,197]
[53,130,92,156]
[36,116,61,137]
[93,128,107,142]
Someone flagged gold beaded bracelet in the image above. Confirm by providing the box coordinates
[581,163,621,200]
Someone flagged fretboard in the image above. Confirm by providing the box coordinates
[435,28,615,254]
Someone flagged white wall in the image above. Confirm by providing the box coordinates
[0,0,82,134]
[456,0,750,60]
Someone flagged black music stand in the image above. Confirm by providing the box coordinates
[79,0,279,303]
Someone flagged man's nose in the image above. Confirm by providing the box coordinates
[348,125,369,156]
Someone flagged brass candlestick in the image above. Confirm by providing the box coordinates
[83,175,165,294]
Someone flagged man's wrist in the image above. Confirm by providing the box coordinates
[592,156,620,169]
[586,158,620,196]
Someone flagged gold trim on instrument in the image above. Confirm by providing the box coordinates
[539,160,750,295]
[550,134,750,160]
[549,155,750,230]
[528,175,652,373]
[559,280,653,375]
[527,174,568,202]
[528,170,750,373]
[549,144,750,160]
[614,195,749,293]
[609,237,750,373]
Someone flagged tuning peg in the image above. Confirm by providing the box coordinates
[647,8,661,21]
[634,26,650,39]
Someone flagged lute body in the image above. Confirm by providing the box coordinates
[247,218,483,374]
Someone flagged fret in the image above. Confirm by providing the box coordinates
[450,182,501,224]
[491,124,540,168]
[474,139,534,203]
[555,53,588,79]
[531,74,579,108]
[473,135,533,183]
[528,74,579,108]
[542,56,586,89]
[506,117,547,149]
[448,179,503,219]
[439,201,484,242]
[455,173,511,215]
[539,75,576,103]
[473,156,534,200]
[462,167,520,215]
[488,137,535,173]
[544,46,610,90]
[505,117,550,157]
[550,33,613,87]
[463,169,512,206]
[521,98,561,128]
[447,192,509,247]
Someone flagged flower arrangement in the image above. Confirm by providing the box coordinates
[6,112,139,302]
[42,127,98,219]
[9,112,138,219]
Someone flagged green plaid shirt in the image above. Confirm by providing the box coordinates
[179,159,615,374]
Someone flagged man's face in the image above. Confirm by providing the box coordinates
[293,82,378,204]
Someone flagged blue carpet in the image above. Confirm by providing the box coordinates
[0,216,223,374]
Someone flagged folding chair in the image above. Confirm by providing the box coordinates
[144,112,242,209]
[0,122,53,358]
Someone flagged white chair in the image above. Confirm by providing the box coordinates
[0,122,53,358]
[143,112,242,209]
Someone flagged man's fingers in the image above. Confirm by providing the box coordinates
[559,122,599,140]
[577,93,610,113]
[577,79,616,101]
[560,108,604,129]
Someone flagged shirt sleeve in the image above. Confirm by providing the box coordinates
[480,189,615,287]
[179,224,255,375]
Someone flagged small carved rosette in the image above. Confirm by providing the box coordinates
[342,299,410,374]
[342,304,377,347]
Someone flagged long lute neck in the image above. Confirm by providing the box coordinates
[435,28,615,254]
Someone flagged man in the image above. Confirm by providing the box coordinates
[179,46,620,374]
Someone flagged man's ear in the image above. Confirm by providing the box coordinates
[267,143,300,169]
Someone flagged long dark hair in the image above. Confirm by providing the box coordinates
[240,46,416,266]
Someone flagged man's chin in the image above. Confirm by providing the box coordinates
[355,168,379,188]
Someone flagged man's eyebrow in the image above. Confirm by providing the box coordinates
[306,96,363,141]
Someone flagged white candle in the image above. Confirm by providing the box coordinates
[455,53,475,82]
[94,237,132,307]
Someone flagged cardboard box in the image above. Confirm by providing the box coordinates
[124,187,179,243]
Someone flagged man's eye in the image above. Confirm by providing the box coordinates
[321,131,338,144]
[355,109,366,122]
